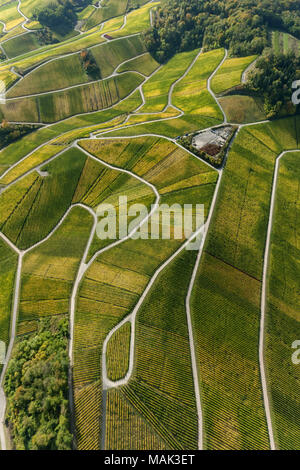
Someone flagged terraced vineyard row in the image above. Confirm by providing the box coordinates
[72,137,218,449]
[115,248,201,449]
[106,322,131,382]
[0,238,18,360]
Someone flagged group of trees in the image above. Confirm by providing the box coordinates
[247,52,300,118]
[143,0,300,63]
[4,317,72,450]
[33,0,78,35]
[0,121,40,149]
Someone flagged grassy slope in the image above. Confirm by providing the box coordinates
[0,148,87,249]
[0,29,106,80]
[92,35,146,77]
[0,143,68,185]
[140,49,199,113]
[0,1,156,85]
[1,72,143,122]
[0,25,25,42]
[173,48,224,118]
[0,90,142,178]
[0,1,23,31]
[111,2,158,38]
[84,0,128,31]
[19,206,93,325]
[219,94,266,124]
[7,53,90,97]
[20,0,55,19]
[272,31,300,56]
[106,49,224,138]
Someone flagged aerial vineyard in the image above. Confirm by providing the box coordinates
[0,239,17,352]
[19,207,93,324]
[116,248,200,450]
[105,388,168,450]
[117,52,159,76]
[0,0,299,453]
[1,72,143,123]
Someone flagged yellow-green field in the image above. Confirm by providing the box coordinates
[1,0,299,453]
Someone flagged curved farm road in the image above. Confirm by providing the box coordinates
[260,149,300,451]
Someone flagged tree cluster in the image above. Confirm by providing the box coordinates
[247,52,300,118]
[143,0,300,63]
[4,317,72,450]
[36,27,58,46]
[0,121,40,149]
